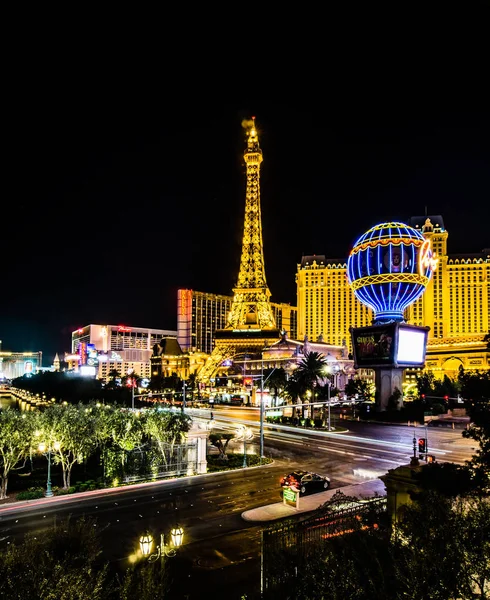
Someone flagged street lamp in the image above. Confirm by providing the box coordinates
[181,379,187,413]
[260,358,264,462]
[322,366,333,432]
[38,440,61,497]
[410,432,420,466]
[326,379,332,432]
[139,526,184,566]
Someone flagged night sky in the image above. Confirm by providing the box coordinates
[2,58,490,365]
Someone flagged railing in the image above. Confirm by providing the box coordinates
[262,491,387,596]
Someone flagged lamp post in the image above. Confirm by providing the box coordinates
[260,356,264,463]
[139,526,184,567]
[410,432,420,466]
[327,380,332,432]
[38,441,61,497]
[322,366,333,432]
[181,380,186,413]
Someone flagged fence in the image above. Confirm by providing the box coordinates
[122,439,198,483]
[261,490,387,596]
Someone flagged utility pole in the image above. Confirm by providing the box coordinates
[181,380,186,413]
[327,380,331,431]
[260,356,264,463]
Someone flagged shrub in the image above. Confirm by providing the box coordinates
[16,488,45,500]
[431,402,446,416]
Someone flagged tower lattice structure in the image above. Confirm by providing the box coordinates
[197,117,280,383]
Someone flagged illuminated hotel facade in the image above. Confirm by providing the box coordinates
[296,215,489,381]
[177,289,297,355]
[0,349,43,379]
[70,324,177,382]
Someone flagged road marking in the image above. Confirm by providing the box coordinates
[316,446,401,464]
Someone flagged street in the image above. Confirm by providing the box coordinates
[0,407,477,599]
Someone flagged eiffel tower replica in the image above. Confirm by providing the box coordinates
[197,117,281,383]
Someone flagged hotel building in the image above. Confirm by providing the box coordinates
[296,216,489,382]
[177,289,297,354]
[0,348,43,379]
[70,324,177,381]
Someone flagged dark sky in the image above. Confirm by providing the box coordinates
[2,14,490,365]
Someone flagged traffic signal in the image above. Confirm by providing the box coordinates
[418,438,427,454]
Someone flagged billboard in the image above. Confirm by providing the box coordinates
[351,323,429,368]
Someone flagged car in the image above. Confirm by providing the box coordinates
[280,470,331,496]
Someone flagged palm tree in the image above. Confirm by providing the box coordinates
[264,368,288,407]
[294,351,329,418]
[283,375,307,420]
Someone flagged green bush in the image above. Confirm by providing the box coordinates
[206,454,271,472]
[16,488,45,500]
[431,402,446,416]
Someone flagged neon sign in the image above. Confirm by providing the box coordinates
[418,239,438,274]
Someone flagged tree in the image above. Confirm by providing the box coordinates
[293,351,329,418]
[0,515,113,600]
[460,371,490,492]
[264,368,288,406]
[394,491,490,599]
[104,407,145,480]
[0,408,37,499]
[283,376,307,419]
[40,403,98,489]
[142,407,191,468]
[264,368,288,407]
[106,369,121,390]
[416,371,437,398]
[344,378,374,401]
[209,432,234,460]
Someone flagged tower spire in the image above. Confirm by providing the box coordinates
[227,117,276,329]
[197,118,279,384]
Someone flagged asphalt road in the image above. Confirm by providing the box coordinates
[0,407,477,600]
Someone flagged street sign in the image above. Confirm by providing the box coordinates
[283,487,299,508]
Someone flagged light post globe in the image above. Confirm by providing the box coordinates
[347,221,437,324]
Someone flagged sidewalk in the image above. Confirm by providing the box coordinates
[241,478,386,522]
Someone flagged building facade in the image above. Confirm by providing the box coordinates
[0,349,43,379]
[296,255,372,348]
[296,216,489,381]
[406,216,489,378]
[69,324,178,382]
[177,289,297,355]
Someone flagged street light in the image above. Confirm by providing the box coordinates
[326,380,332,432]
[260,358,264,462]
[38,440,61,497]
[181,379,187,413]
[139,526,184,566]
[322,366,333,432]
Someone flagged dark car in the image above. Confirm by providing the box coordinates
[280,470,331,496]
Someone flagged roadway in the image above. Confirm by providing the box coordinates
[0,405,477,600]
